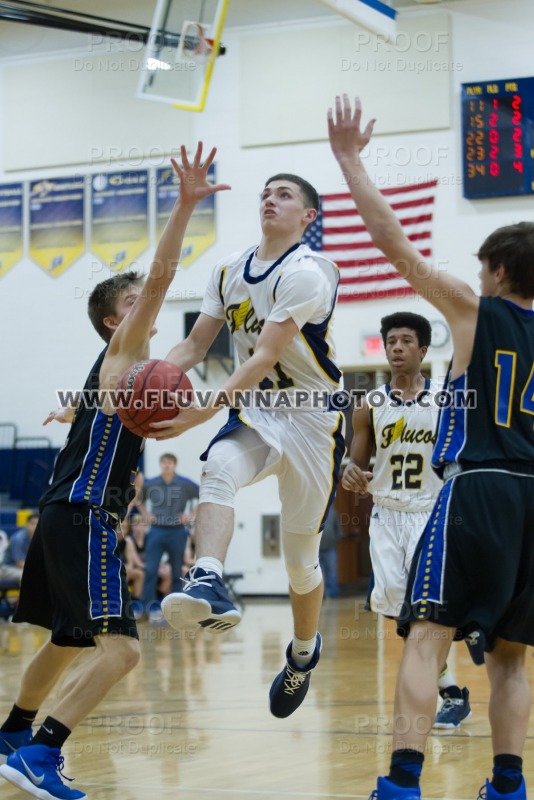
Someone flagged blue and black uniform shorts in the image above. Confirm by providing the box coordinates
[14,501,138,647]
[398,469,534,649]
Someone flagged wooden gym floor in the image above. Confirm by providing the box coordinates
[1,598,534,800]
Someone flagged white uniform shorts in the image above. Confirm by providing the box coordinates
[201,407,345,535]
[368,503,431,618]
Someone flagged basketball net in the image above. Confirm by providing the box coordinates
[177,21,215,64]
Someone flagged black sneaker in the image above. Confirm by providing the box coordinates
[161,566,242,633]
[269,633,322,718]
[434,687,472,728]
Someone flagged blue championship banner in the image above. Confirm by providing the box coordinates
[29,177,84,276]
[91,171,148,271]
[156,164,216,267]
[0,182,23,278]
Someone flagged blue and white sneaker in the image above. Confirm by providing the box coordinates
[434,687,472,728]
[0,729,32,765]
[0,744,86,799]
[161,567,241,634]
[370,776,421,800]
[478,777,527,800]
[269,633,322,718]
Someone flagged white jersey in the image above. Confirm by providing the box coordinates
[201,243,341,396]
[369,380,443,511]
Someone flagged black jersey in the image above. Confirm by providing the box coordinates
[433,297,534,477]
[40,348,143,517]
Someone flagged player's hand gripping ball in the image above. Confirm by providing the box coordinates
[116,359,193,437]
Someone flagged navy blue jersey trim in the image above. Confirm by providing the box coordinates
[218,268,226,304]
[318,414,346,532]
[272,274,282,303]
[243,242,301,285]
[200,408,246,461]
[300,276,341,384]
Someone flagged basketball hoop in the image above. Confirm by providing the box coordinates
[177,20,214,64]
[138,0,230,112]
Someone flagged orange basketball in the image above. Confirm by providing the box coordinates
[116,359,193,438]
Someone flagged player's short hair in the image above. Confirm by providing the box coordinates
[160,453,177,464]
[88,270,144,343]
[477,222,534,299]
[380,312,432,349]
[264,173,320,211]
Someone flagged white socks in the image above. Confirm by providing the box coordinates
[291,635,317,668]
[438,665,457,691]
[195,557,224,578]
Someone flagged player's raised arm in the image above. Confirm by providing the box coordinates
[108,143,230,361]
[327,95,478,324]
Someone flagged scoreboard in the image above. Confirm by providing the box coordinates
[461,77,534,199]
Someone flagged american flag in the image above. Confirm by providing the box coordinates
[302,179,438,303]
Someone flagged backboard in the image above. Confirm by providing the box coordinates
[318,0,397,40]
[138,0,229,112]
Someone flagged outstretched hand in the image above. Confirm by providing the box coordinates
[172,142,230,208]
[327,94,375,163]
[148,403,219,441]
[43,406,75,425]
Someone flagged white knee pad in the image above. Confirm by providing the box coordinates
[199,455,241,507]
[283,530,323,595]
[199,428,272,507]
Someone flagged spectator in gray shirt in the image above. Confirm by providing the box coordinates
[139,454,199,617]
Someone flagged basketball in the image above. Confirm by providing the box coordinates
[116,359,193,438]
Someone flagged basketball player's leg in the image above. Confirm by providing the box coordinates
[399,508,471,729]
[0,642,80,765]
[268,529,323,719]
[15,642,81,710]
[269,411,344,718]
[286,531,324,640]
[487,640,530,751]
[162,425,274,631]
[0,509,82,762]
[0,636,139,800]
[41,505,140,720]
[0,505,139,798]
[364,621,456,799]
[196,425,273,557]
[368,505,408,618]
[47,635,141,731]
[394,621,455,750]
[289,582,324,640]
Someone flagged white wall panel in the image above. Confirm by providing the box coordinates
[240,13,452,147]
[3,50,194,170]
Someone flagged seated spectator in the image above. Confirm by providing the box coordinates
[0,530,8,564]
[118,516,146,601]
[0,513,39,584]
[119,515,173,617]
